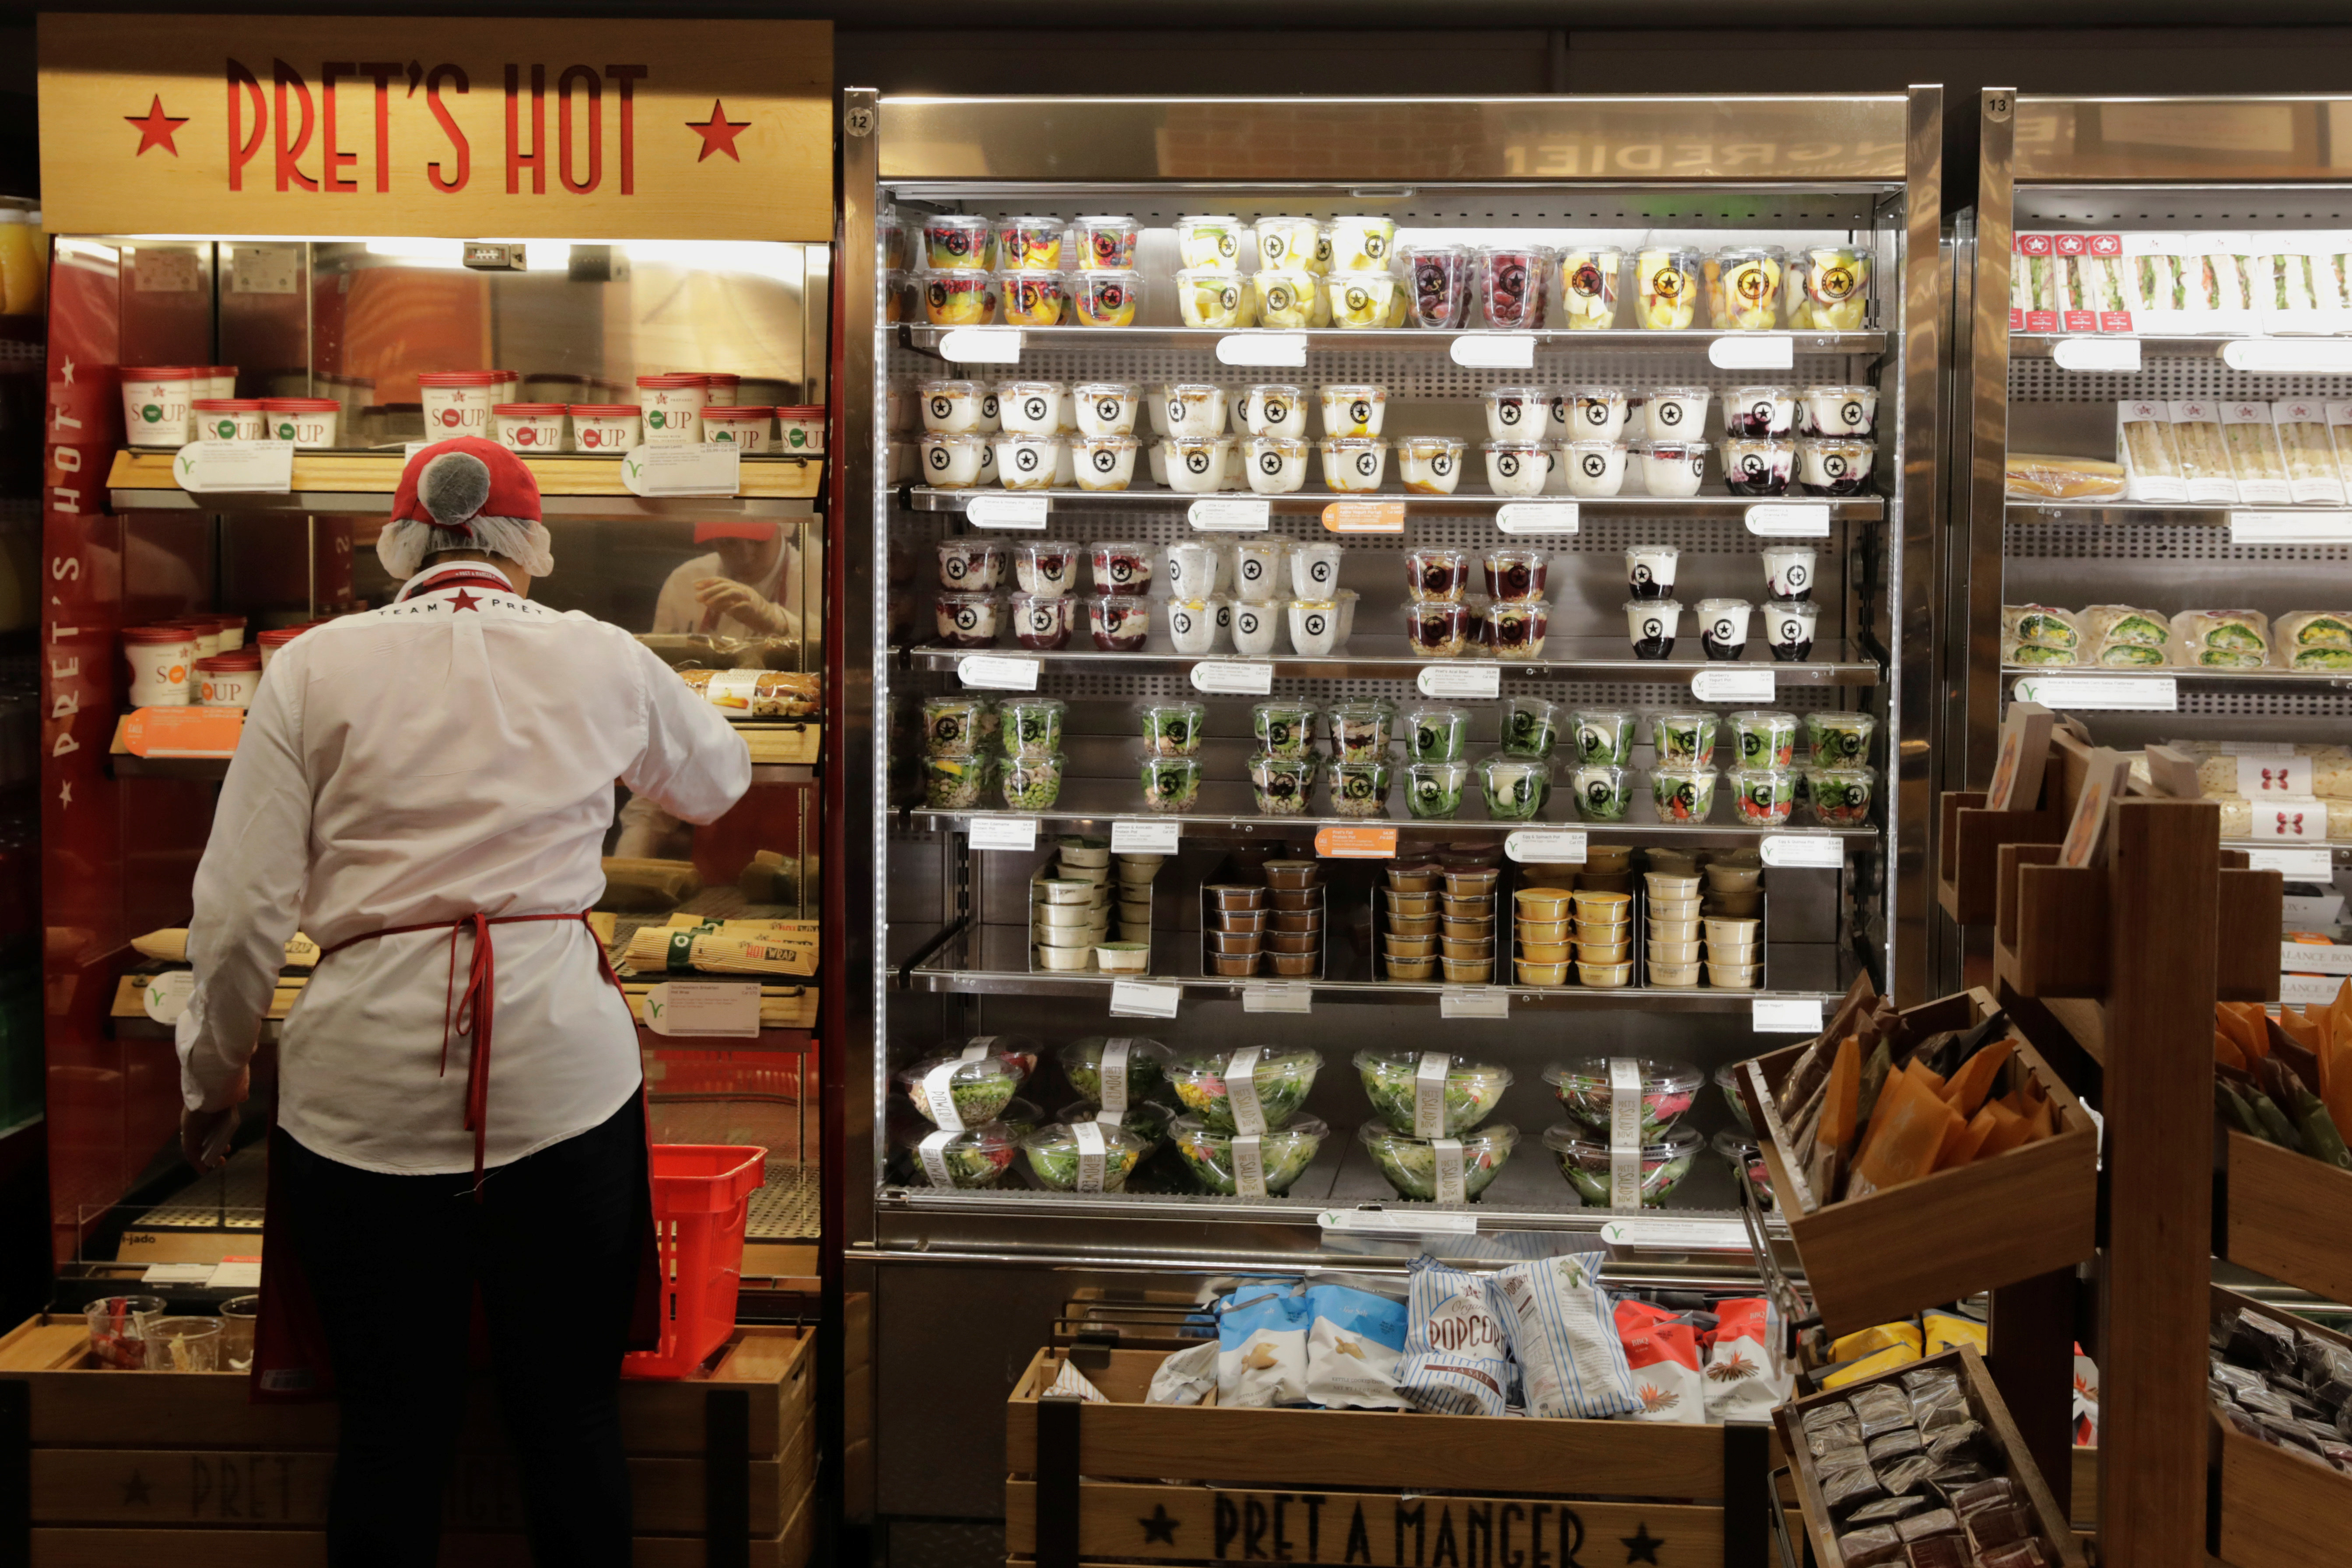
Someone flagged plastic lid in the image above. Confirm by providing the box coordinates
[1542,1123,1702,1158]
[1055,1099,1172,1140]
[568,404,642,415]
[1542,1057,1704,1097]
[1711,1127,1761,1160]
[702,404,774,418]
[255,627,308,645]
[189,399,263,410]
[493,402,570,415]
[775,405,826,418]
[259,397,338,411]
[415,371,503,384]
[1729,709,1799,724]
[895,1050,1024,1090]
[121,624,196,642]
[1357,1120,1520,1155]
[636,372,708,387]
[1168,1112,1329,1148]
[699,372,741,384]
[196,649,263,670]
[1020,1119,1149,1159]
[123,366,201,379]
[1167,1045,1322,1079]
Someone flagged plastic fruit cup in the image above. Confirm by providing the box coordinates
[923,214,991,269]
[1698,599,1754,661]
[1406,600,1470,658]
[919,432,988,489]
[1725,386,1798,438]
[1799,437,1873,496]
[1008,592,1076,650]
[1556,248,1623,329]
[1073,215,1139,269]
[1652,765,1719,823]
[1709,246,1787,329]
[1764,598,1820,662]
[1625,599,1683,660]
[1173,215,1246,268]
[191,397,264,442]
[1633,247,1703,330]
[1073,434,1138,492]
[1253,271,1318,330]
[922,268,994,328]
[1487,599,1549,659]
[1250,755,1317,814]
[1074,268,1141,327]
[1014,542,1081,596]
[999,270,1069,328]
[1326,274,1396,330]
[1403,244,1472,328]
[1762,547,1817,602]
[997,215,1064,270]
[1803,384,1879,438]
[1479,246,1547,329]
[919,379,989,435]
[1559,439,1626,497]
[1074,383,1140,437]
[1320,437,1388,494]
[1398,436,1465,495]
[1089,595,1150,652]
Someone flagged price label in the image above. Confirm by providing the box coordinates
[1753,996,1826,1033]
[141,970,196,1024]
[1762,834,1846,868]
[1109,979,1182,1019]
[965,494,1050,528]
[1691,668,1775,704]
[937,326,1025,364]
[967,816,1040,851]
[1315,826,1398,859]
[1600,1218,1753,1253]
[1191,661,1275,697]
[1243,981,1314,1014]
[641,980,763,1038]
[957,655,1041,691]
[1319,1208,1478,1236]
[1417,664,1501,699]
[1707,335,1796,371]
[2230,510,2352,545]
[1440,986,1510,1020]
[621,444,742,498]
[122,706,243,758]
[1110,819,1181,855]
[2281,973,2344,1007]
[1495,502,1580,535]
[2050,337,2143,373]
[1322,502,1406,534]
[2012,675,2178,712]
[1216,332,1309,368]
[2221,338,2352,375]
[1744,502,1831,537]
[1505,830,1588,864]
[2248,847,2333,879]
[1188,498,1272,532]
[173,440,294,495]
[1449,332,1537,369]
[2282,942,2352,975]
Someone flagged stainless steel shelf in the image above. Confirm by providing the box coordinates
[900,323,1888,359]
[2007,501,2265,528]
[904,635,1882,687]
[908,485,1883,521]
[2004,664,2352,687]
[2010,333,2352,360]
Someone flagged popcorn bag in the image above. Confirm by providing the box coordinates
[1491,1252,1640,1420]
[1397,1258,1514,1417]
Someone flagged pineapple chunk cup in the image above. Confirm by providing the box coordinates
[1707,246,1785,330]
[1633,248,1701,331]
[1788,246,1872,331]
[1556,248,1623,330]
[1328,274,1398,330]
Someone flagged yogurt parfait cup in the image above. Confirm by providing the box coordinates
[1320,385,1388,438]
[1090,541,1153,593]
[1483,386,1547,440]
[1241,385,1308,438]
[1165,436,1233,494]
[1074,268,1142,327]
[1651,711,1719,765]
[1399,435,1466,495]
[918,379,989,435]
[1402,244,1473,329]
[1230,601,1280,656]
[1244,435,1310,495]
[1253,270,1318,330]
[1697,599,1753,661]
[1807,764,1877,825]
[922,214,991,269]
[1803,384,1879,438]
[1478,547,1546,603]
[1175,215,1248,268]
[1730,710,1800,768]
[1002,751,1067,811]
[1761,547,1817,602]
[999,270,1068,328]
[934,591,1000,649]
[1073,215,1139,269]
[1707,245,1786,330]
[1483,441,1550,498]
[1500,697,1560,758]
[1623,544,1678,600]
[1564,385,1628,443]
[1764,598,1820,663]
[923,268,994,326]
[1176,268,1246,329]
[1633,246,1704,330]
[1320,437,1389,494]
[1652,765,1719,823]
[1479,755,1550,820]
[1644,386,1711,440]
[1556,247,1624,329]
[994,433,1058,490]
[1232,538,1289,602]
[1089,595,1150,652]
[1563,439,1629,497]
[996,215,1064,270]
[1072,433,1139,491]
[1572,764,1632,822]
[1404,761,1470,819]
[1404,705,1470,764]
[1722,438,1795,496]
[1406,601,1470,658]
[1014,541,1081,596]
[1008,591,1077,650]
[1142,700,1208,757]
[1725,385,1798,438]
[1788,245,1873,331]
[1479,246,1548,329]
[1165,596,1221,656]
[1329,274,1398,330]
[1140,757,1202,814]
[1073,382,1140,437]
[1325,699,1394,763]
[1252,701,1318,758]
[1805,711,1877,767]
[1626,599,1683,660]
[1637,439,1707,498]
[1487,599,1549,659]
[1250,755,1317,814]
[919,431,988,489]
[1289,540,1343,598]
[992,382,1059,436]
[1327,759,1392,817]
[1729,766,1798,826]
[1798,438,1874,497]
[921,696,990,756]
[1165,383,1229,439]
[1288,598,1342,657]
[1570,710,1637,766]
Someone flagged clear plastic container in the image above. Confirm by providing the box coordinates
[1175,215,1248,268]
[923,268,993,326]
[1089,594,1150,652]
[1244,435,1311,495]
[1328,273,1398,329]
[934,590,999,648]
[1325,699,1395,763]
[998,697,1066,758]
[1555,247,1624,329]
[1326,758,1391,817]
[906,1123,1023,1189]
[1399,435,1466,495]
[918,378,990,435]
[1251,701,1317,758]
[1020,1121,1150,1192]
[1167,1048,1325,1133]
[921,215,991,269]
[1483,547,1548,603]
[1707,245,1786,330]
[1071,432,1139,491]
[1002,752,1066,811]
[999,270,1068,329]
[1728,766,1796,826]
[1140,756,1202,813]
[1805,710,1877,767]
[1141,701,1207,757]
[1802,384,1879,438]
[1567,385,1629,443]
[1402,705,1470,763]
[1723,438,1795,496]
[898,1051,1027,1128]
[1570,709,1637,766]
[1354,1051,1514,1137]
[1571,764,1631,822]
[996,215,1065,271]
[1787,245,1872,331]
[1478,755,1550,820]
[935,537,1007,591]
[1403,761,1469,819]
[921,754,992,810]
[1250,754,1317,814]
[1241,385,1308,438]
[1651,764,1719,823]
[1483,440,1550,498]
[1544,1124,1704,1207]
[1729,709,1800,769]
[1542,1056,1703,1138]
[1320,384,1388,438]
[1405,547,1470,602]
[918,431,988,489]
[1058,1036,1173,1102]
[1073,215,1141,269]
[1487,599,1550,659]
[1499,696,1560,758]
[1724,385,1797,438]
[1625,598,1683,659]
[1073,382,1140,437]
[1170,1115,1329,1195]
[1176,268,1245,329]
[1008,592,1076,651]
[1637,439,1707,498]
[1406,601,1470,658]
[1073,268,1141,327]
[1402,243,1473,329]
[1806,764,1876,826]
[921,695,991,757]
[1650,710,1719,764]
[1090,540,1153,593]
[1013,540,1081,596]
[1479,246,1549,329]
[1321,437,1389,494]
[1632,247,1703,330]
[1253,270,1318,330]
[994,432,1058,490]
[1562,439,1628,497]
[1798,438,1873,496]
[1360,1123,1519,1201]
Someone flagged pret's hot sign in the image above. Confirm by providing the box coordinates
[39,15,832,239]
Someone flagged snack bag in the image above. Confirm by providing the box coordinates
[1397,1257,1514,1417]
[1304,1283,1409,1410]
[1615,1299,1706,1422]
[1044,1360,1110,1403]
[1217,1282,1310,1408]
[1490,1252,1640,1420]
[1702,1298,1792,1422]
[1146,1339,1217,1406]
[1923,1307,1989,1357]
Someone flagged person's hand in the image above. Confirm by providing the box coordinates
[180,1068,250,1173]
[694,577,799,638]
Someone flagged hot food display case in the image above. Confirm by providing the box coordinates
[839,89,1945,1534]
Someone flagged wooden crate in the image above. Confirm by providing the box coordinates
[1774,1345,2087,1568]
[1006,1344,1796,1568]
[1937,787,2067,926]
[0,1317,815,1567]
[2223,1130,2352,1306]
[2211,1287,2352,1568]
[1738,988,2098,1338]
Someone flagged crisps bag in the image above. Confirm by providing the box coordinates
[1304,1283,1409,1410]
[1616,1298,1706,1423]
[1217,1282,1310,1408]
[1701,1297,1791,1422]
[1397,1258,1514,1417]
[1491,1252,1640,1420]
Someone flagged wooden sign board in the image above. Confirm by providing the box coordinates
[38,14,833,240]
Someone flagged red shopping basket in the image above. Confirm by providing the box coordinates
[623,1143,769,1379]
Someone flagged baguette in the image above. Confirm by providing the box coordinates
[2005,453,2127,501]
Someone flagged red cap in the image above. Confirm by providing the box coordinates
[391,436,543,528]
[694,523,780,544]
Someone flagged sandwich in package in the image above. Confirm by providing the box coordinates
[1397,1257,1517,1417]
[2274,400,2347,504]
[2053,234,2132,333]
[2004,453,2125,502]
[2168,401,2239,504]
[2012,234,2058,333]
[2080,605,2171,668]
[2275,610,2352,672]
[2178,235,2264,333]
[2115,400,2186,502]
[1489,1252,1641,1420]
[2219,402,2293,505]
[2258,238,2350,335]
[2171,609,2271,670]
[2001,603,2082,668]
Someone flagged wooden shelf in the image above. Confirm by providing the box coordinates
[107,448,821,517]
[2210,1287,2352,1568]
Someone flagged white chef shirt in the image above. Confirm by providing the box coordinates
[175,560,753,1174]
[650,544,807,640]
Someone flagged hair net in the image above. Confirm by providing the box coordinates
[376,514,555,582]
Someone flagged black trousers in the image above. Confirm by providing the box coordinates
[283,1094,649,1568]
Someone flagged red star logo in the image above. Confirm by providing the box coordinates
[685,99,751,163]
[449,590,483,613]
[126,95,189,158]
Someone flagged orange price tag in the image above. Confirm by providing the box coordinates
[1314,825,1399,859]
[1321,502,1405,534]
[123,706,244,758]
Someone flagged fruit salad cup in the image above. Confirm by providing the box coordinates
[1073,215,1140,269]
[1176,269,1245,329]
[1707,245,1785,330]
[1329,274,1398,330]
[922,214,991,269]
[1788,246,1872,331]
[1479,246,1549,329]
[1633,247,1702,330]
[1403,244,1473,329]
[1073,269,1141,327]
[924,269,993,326]
[1556,247,1624,329]
[999,271,1068,328]
[996,216,1064,270]
[1253,271,1318,330]
[1175,215,1248,268]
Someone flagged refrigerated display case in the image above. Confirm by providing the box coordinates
[841,90,1944,1535]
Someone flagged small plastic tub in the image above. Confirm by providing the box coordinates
[1707,961,1761,989]
[1320,437,1389,494]
[1073,434,1139,492]
[701,404,773,451]
[195,650,262,708]
[933,591,999,648]
[1520,942,1573,963]
[570,403,641,452]
[260,396,340,448]
[1385,936,1438,960]
[1577,961,1633,989]
[489,401,566,452]
[122,365,201,445]
[1398,435,1466,495]
[1074,268,1141,327]
[1515,960,1570,986]
[1387,958,1438,982]
[636,373,707,444]
[1007,592,1076,651]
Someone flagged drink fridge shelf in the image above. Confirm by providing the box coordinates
[907,485,1884,521]
[2002,663,2352,688]
[2007,501,2343,527]
[905,635,1882,686]
[899,323,1889,360]
[892,922,1843,1010]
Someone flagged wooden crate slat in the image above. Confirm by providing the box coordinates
[29,1527,805,1568]
[2224,1131,2352,1305]
[2217,1426,2352,1568]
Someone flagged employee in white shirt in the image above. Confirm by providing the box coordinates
[175,436,751,1568]
[648,519,807,641]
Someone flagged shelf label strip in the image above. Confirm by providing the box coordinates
[1752,996,1825,1033]
[1744,502,1830,537]
[642,980,763,1038]
[2230,509,2352,545]
[1439,986,1510,1020]
[1495,502,1580,536]
[957,655,1041,691]
[1417,664,1500,700]
[1760,835,1844,869]
[1188,498,1272,532]
[1505,830,1588,865]
[1242,981,1314,1014]
[966,816,1039,852]
[965,494,1050,528]
[1691,668,1775,704]
[1191,660,1274,695]
[2011,675,2178,712]
[1109,979,1182,1019]
[1216,332,1309,368]
[172,440,294,495]
[937,327,1024,364]
[2282,942,2352,976]
[2249,847,2334,880]
[1449,332,1536,369]
[1109,819,1181,856]
[1708,335,1795,371]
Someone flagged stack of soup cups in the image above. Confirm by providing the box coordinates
[1033,838,1113,972]
[1644,861,1707,987]
[1698,856,1762,990]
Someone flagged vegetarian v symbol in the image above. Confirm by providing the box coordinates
[624,458,643,480]
[176,453,194,477]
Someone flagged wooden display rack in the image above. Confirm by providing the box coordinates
[0,1318,815,1566]
[106,449,824,504]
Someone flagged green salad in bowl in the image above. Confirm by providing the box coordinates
[904,1123,1021,1188]
[1542,1123,1702,1207]
[1169,1115,1328,1195]
[1353,1050,1513,1137]
[1358,1122,1519,1201]
[1020,1121,1150,1192]
[1057,1036,1171,1105]
[1166,1047,1323,1132]
[1540,1056,1702,1140]
[1055,1099,1173,1152]
[896,1050,1026,1129]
